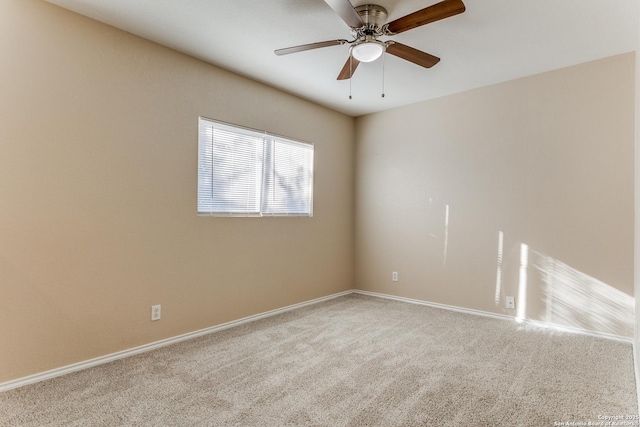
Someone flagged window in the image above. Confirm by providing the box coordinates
[198,117,314,217]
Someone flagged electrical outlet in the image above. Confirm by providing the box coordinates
[151,304,161,321]
[505,296,515,309]
[392,272,398,282]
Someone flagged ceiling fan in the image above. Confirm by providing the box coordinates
[275,0,466,80]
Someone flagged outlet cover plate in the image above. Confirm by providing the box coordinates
[151,304,161,321]
[505,297,515,309]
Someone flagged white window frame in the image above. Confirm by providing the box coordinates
[197,117,314,217]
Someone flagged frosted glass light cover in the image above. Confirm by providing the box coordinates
[351,42,384,63]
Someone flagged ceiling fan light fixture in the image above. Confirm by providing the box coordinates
[350,40,385,63]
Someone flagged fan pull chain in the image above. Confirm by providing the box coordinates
[349,55,353,100]
[381,51,385,98]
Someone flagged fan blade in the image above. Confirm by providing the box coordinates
[323,0,364,28]
[386,0,465,34]
[386,43,440,68]
[275,39,348,56]
[337,56,360,80]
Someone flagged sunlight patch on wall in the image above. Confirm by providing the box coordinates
[516,243,529,322]
[443,204,450,267]
[494,231,504,306]
[534,254,634,337]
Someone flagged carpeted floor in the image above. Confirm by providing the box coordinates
[0,294,637,426]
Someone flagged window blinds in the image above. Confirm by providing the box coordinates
[198,117,314,217]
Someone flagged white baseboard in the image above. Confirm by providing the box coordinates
[2,288,633,393]
[0,290,353,393]
[354,290,633,344]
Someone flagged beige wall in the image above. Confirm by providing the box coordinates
[0,0,355,382]
[355,53,635,337]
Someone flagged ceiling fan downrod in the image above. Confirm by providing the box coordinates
[351,4,391,39]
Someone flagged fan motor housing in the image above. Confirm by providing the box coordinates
[355,4,388,27]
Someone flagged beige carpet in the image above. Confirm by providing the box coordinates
[1,294,637,426]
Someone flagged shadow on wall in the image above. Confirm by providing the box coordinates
[492,231,634,337]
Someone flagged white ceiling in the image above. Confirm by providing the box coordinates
[46,0,638,117]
